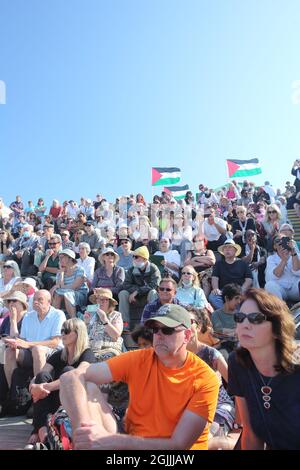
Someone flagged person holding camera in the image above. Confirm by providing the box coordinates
[265,234,300,302]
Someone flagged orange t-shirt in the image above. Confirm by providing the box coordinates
[107,348,219,450]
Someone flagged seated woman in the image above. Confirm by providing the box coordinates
[0,292,28,413]
[184,235,215,297]
[26,318,95,448]
[0,229,14,263]
[84,288,124,361]
[187,307,235,450]
[175,265,211,310]
[91,247,125,301]
[0,260,21,321]
[77,242,95,288]
[51,249,88,318]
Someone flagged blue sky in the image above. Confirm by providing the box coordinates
[1,0,300,208]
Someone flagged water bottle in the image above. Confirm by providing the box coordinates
[216,423,231,450]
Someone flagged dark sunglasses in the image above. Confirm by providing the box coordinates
[0,232,5,235]
[158,287,173,292]
[3,266,13,269]
[104,253,115,257]
[133,255,142,259]
[182,272,193,276]
[150,325,184,335]
[7,299,18,304]
[234,312,267,325]
[49,242,59,246]
[268,210,277,214]
[61,327,72,335]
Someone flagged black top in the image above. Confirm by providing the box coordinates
[228,352,300,450]
[212,259,252,289]
[47,348,96,380]
[0,316,23,337]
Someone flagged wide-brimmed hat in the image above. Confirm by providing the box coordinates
[218,239,241,257]
[3,291,28,309]
[14,277,37,291]
[279,223,294,234]
[98,247,119,264]
[144,304,191,329]
[89,288,118,306]
[59,248,77,261]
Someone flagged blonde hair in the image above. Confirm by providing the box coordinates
[264,203,281,222]
[178,265,199,287]
[60,318,89,364]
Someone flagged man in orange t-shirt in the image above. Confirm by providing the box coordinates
[60,304,219,450]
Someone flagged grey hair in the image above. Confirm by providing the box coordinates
[78,242,91,254]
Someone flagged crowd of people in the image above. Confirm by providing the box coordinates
[0,162,300,450]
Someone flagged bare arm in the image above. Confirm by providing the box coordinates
[242,278,252,292]
[216,354,228,383]
[74,409,208,450]
[235,397,264,450]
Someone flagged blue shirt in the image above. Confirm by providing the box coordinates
[20,306,65,342]
[140,298,184,324]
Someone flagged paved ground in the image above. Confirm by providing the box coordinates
[0,415,32,450]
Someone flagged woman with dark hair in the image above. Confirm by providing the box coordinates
[0,229,14,262]
[228,288,300,450]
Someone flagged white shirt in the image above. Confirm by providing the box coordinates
[265,253,300,289]
[77,256,96,283]
[204,217,227,241]
[154,249,181,277]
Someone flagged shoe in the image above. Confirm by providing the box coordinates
[24,444,34,450]
[32,442,49,450]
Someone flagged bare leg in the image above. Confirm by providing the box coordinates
[64,297,76,318]
[31,346,48,376]
[52,293,62,309]
[4,348,20,387]
[86,382,117,433]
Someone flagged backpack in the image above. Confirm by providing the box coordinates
[46,406,73,450]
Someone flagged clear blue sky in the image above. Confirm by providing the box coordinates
[1,0,300,207]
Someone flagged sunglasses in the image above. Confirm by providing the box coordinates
[158,287,173,292]
[104,253,115,257]
[133,255,143,259]
[49,242,59,246]
[3,266,13,269]
[150,325,184,335]
[268,210,277,214]
[0,232,5,235]
[61,327,72,335]
[182,272,193,276]
[7,299,18,304]
[234,312,267,325]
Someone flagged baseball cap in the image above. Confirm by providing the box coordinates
[144,304,191,329]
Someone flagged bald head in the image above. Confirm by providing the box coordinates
[33,289,51,316]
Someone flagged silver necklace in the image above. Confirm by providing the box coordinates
[258,373,274,410]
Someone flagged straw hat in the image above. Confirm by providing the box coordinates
[89,288,118,306]
[14,277,37,291]
[218,239,242,257]
[3,291,28,309]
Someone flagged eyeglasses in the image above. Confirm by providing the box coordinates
[0,232,5,235]
[267,211,277,214]
[133,255,143,259]
[104,253,115,257]
[7,299,18,304]
[234,312,268,325]
[61,327,72,335]
[150,325,184,335]
[49,242,59,246]
[99,297,110,302]
[182,272,193,276]
[158,287,173,292]
[3,266,13,269]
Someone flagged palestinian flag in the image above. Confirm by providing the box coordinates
[226,158,262,178]
[164,184,189,200]
[152,167,181,186]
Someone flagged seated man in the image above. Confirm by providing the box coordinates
[209,239,253,309]
[265,234,300,302]
[2,290,65,414]
[118,247,161,328]
[140,277,184,323]
[60,304,219,450]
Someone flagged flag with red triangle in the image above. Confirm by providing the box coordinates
[152,167,181,186]
[226,159,262,178]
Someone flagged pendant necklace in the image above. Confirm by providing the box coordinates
[258,373,274,410]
